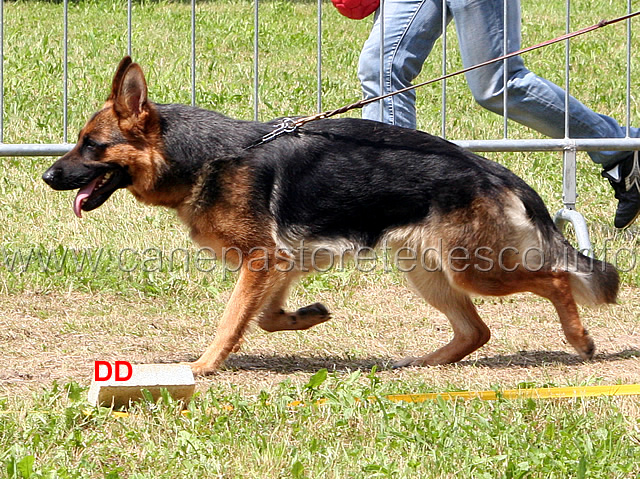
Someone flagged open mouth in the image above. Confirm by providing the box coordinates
[73,168,129,218]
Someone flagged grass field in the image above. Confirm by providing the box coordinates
[1,0,639,477]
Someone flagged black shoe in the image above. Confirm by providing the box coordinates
[602,151,640,229]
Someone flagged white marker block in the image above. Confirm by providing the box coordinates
[88,363,195,409]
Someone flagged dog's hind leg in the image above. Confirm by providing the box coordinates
[189,258,287,376]
[457,268,595,360]
[394,269,491,368]
[257,271,332,332]
[539,273,595,360]
[507,271,594,360]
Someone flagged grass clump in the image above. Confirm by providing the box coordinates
[1,374,639,478]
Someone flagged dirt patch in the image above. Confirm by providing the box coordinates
[1,284,639,398]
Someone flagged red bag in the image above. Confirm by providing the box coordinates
[331,0,380,20]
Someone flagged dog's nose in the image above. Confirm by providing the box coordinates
[42,167,60,187]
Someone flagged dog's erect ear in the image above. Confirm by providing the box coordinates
[109,56,133,101]
[113,62,148,120]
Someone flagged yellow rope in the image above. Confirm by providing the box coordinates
[383,384,640,403]
[3,384,638,417]
[288,384,640,408]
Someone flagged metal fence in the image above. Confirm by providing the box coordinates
[1,0,638,250]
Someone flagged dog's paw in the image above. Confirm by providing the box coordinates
[297,302,330,317]
[296,302,331,326]
[184,360,218,377]
[391,356,421,369]
[577,334,596,361]
[259,303,332,332]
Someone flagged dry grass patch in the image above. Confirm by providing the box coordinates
[1,279,638,399]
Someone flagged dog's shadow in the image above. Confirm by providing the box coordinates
[458,348,640,369]
[203,348,640,374]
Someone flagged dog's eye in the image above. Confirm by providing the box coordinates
[83,137,104,152]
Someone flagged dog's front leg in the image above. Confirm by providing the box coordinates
[189,259,282,376]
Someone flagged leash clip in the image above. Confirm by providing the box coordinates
[246,117,299,150]
[261,117,298,142]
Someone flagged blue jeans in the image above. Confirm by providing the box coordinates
[358,0,637,167]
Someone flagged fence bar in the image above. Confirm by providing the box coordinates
[626,0,632,136]
[455,138,640,152]
[191,0,196,106]
[1,0,4,143]
[254,0,259,121]
[0,144,74,156]
[564,0,570,138]
[127,0,132,56]
[7,138,640,158]
[554,208,592,254]
[379,0,384,122]
[559,0,577,219]
[63,0,69,144]
[440,0,447,138]
[562,145,577,208]
[502,0,508,138]
[317,0,322,113]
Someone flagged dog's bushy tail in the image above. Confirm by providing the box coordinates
[516,187,619,306]
[554,239,619,305]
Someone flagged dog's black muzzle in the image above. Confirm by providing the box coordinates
[42,158,113,191]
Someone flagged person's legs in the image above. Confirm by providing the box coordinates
[450,0,639,227]
[451,0,635,164]
[358,0,450,128]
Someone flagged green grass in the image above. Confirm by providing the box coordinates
[0,0,637,296]
[1,375,640,478]
[1,0,639,477]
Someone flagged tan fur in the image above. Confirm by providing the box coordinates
[382,191,594,366]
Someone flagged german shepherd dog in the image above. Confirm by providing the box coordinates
[43,57,619,375]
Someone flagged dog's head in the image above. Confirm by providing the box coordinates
[42,56,163,217]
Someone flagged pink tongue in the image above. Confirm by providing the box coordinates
[73,176,101,218]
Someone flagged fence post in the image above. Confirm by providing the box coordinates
[554,145,593,255]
